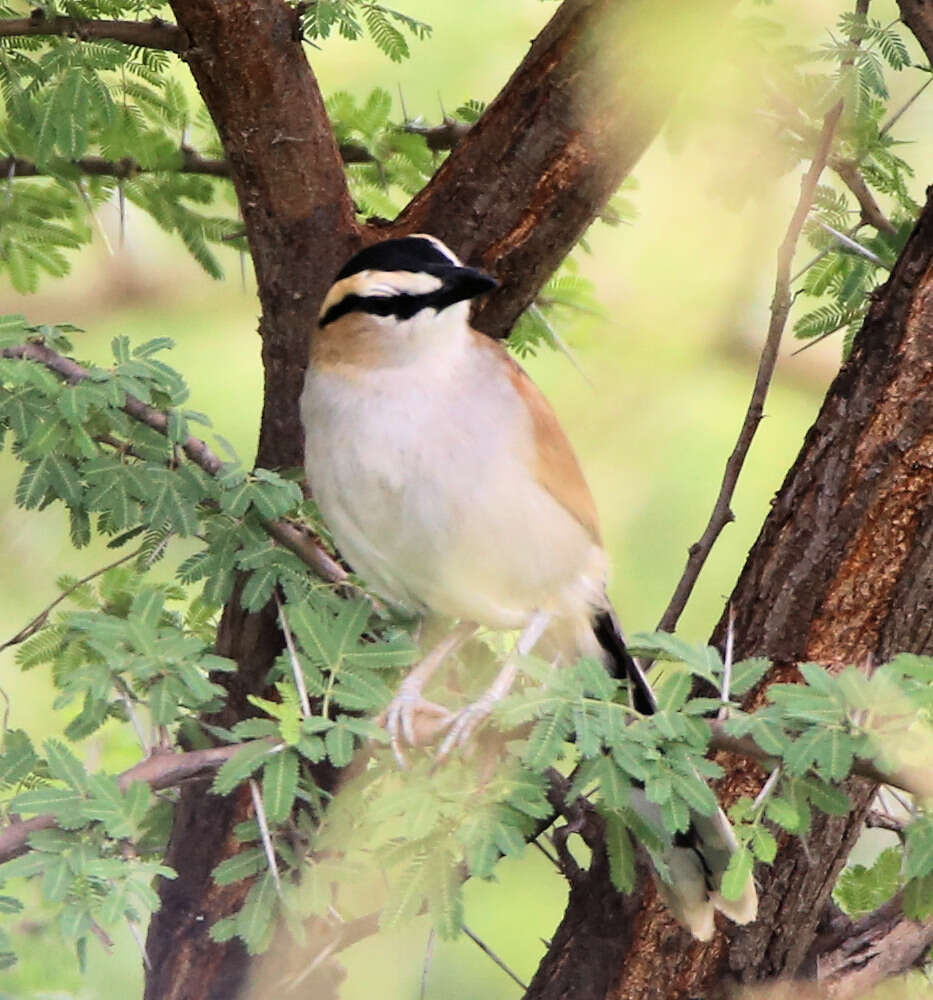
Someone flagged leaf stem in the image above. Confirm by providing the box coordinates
[275,592,312,718]
[249,777,281,894]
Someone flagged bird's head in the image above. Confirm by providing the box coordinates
[318,235,498,333]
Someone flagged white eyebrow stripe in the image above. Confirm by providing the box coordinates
[319,269,444,319]
[410,233,462,265]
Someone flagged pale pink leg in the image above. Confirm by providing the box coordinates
[382,621,478,766]
[436,611,552,761]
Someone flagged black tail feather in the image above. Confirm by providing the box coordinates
[592,609,758,936]
[592,608,657,715]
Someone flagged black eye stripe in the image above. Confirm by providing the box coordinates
[319,287,467,329]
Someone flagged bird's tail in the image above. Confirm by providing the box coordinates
[591,608,758,941]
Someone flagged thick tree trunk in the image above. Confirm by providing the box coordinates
[524,187,933,999]
[145,1,734,997]
[144,4,361,996]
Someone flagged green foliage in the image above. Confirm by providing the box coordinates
[325,86,448,220]
[0,6,237,287]
[835,846,902,917]
[0,0,429,286]
[794,201,913,353]
[0,6,621,362]
[694,8,921,354]
[752,10,921,352]
[509,264,605,360]
[2,317,933,969]
[635,633,933,915]
[297,1,431,63]
[0,728,175,970]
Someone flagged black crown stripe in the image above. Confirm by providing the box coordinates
[335,236,456,282]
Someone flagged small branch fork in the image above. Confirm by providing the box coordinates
[658,100,845,634]
[0,340,346,588]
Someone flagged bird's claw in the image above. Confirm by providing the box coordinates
[381,689,452,767]
[435,696,495,763]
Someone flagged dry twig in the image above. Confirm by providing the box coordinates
[0,544,144,655]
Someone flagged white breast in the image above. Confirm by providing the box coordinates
[301,311,606,639]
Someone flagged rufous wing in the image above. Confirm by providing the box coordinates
[473,332,602,545]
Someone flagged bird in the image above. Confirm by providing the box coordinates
[300,233,757,940]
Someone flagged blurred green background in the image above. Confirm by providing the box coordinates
[1,0,931,996]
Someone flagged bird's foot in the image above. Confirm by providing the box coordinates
[435,694,496,763]
[380,683,453,767]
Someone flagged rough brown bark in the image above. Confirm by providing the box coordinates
[397,0,733,339]
[167,0,362,475]
[802,895,933,998]
[144,591,278,1000]
[898,0,933,68]
[524,186,933,1000]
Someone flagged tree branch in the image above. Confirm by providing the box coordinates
[0,13,187,52]
[0,151,228,180]
[0,544,145,656]
[402,117,471,153]
[0,708,925,895]
[393,0,737,338]
[898,0,933,66]
[262,518,346,586]
[707,720,933,799]
[812,895,933,998]
[167,0,362,476]
[1,341,345,585]
[3,341,225,472]
[1,141,374,182]
[657,100,844,633]
[0,742,250,864]
[688,175,933,997]
[830,157,897,235]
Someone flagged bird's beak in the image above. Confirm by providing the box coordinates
[439,265,499,304]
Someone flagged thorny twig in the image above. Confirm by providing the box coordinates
[420,929,436,1000]
[719,605,735,719]
[275,592,313,718]
[658,99,844,633]
[0,543,145,655]
[461,923,528,991]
